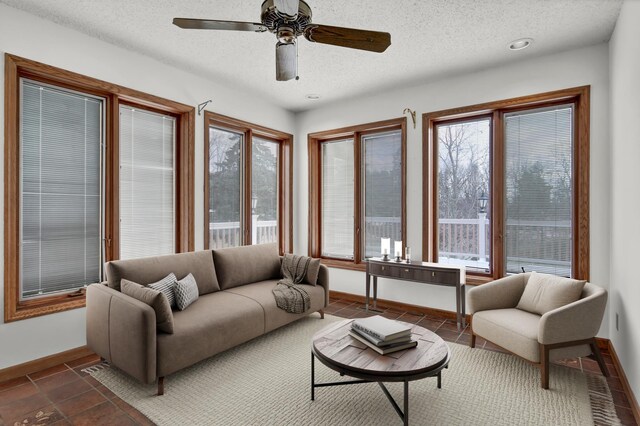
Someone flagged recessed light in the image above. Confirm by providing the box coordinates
[508,38,533,51]
[306,94,320,100]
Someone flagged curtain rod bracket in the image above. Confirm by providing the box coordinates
[198,100,212,116]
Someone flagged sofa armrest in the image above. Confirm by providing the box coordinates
[86,284,157,384]
[316,264,330,308]
[538,286,607,345]
[467,274,528,314]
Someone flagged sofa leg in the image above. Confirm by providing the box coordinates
[540,344,550,389]
[319,309,325,319]
[590,339,609,377]
[157,377,165,396]
[470,333,476,348]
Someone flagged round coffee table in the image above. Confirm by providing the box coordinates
[311,319,450,426]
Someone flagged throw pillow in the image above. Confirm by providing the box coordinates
[148,273,178,308]
[517,272,586,315]
[303,257,321,286]
[174,273,199,311]
[121,279,174,334]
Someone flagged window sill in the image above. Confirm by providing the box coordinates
[5,292,86,323]
[320,259,367,272]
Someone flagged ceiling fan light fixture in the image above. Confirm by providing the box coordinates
[508,38,533,51]
[306,94,320,100]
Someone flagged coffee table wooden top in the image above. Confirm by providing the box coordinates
[312,319,450,382]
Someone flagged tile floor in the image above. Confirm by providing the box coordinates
[0,296,636,425]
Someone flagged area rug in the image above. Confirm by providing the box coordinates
[90,315,621,425]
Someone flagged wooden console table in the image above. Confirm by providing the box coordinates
[365,258,466,330]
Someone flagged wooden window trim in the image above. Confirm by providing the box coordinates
[308,118,407,271]
[4,54,195,322]
[422,86,590,284]
[203,111,293,254]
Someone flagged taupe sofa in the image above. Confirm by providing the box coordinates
[467,273,608,389]
[86,243,328,395]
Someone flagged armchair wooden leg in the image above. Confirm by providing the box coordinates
[589,339,609,377]
[319,309,325,319]
[470,334,476,348]
[540,344,550,389]
[157,377,165,396]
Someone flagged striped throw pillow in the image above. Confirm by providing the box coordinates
[148,273,178,308]
[174,273,199,311]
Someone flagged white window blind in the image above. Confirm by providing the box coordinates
[119,106,175,259]
[20,80,103,298]
[251,137,279,245]
[322,139,354,259]
[504,104,573,276]
[208,126,243,249]
[363,130,402,259]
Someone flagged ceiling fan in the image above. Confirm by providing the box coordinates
[173,0,391,81]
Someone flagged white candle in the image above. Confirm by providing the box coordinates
[394,240,403,258]
[381,238,390,257]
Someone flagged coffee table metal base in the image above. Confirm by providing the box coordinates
[311,353,444,426]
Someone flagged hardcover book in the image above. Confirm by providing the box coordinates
[351,315,412,342]
[349,331,417,355]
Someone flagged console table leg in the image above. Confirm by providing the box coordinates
[365,273,370,311]
[311,352,315,401]
[403,380,409,426]
[455,283,462,331]
[373,276,378,310]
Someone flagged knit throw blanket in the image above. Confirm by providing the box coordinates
[273,254,311,314]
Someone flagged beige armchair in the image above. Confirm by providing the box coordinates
[467,273,608,389]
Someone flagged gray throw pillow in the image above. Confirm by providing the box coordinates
[121,279,174,334]
[304,257,321,286]
[174,273,199,311]
[148,273,178,308]
[517,272,586,316]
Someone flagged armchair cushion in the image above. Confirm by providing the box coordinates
[472,308,541,362]
[517,272,586,315]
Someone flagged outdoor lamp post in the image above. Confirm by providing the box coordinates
[478,192,488,214]
[478,192,488,265]
[251,196,258,244]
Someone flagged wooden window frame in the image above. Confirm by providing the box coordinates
[203,111,293,254]
[308,118,407,272]
[4,54,195,322]
[422,86,590,284]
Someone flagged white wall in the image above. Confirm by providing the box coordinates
[0,4,295,369]
[295,43,611,338]
[609,0,640,404]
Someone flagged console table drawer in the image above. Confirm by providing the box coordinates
[414,269,458,285]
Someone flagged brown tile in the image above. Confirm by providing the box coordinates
[95,384,117,400]
[68,401,133,426]
[581,358,607,375]
[113,398,156,426]
[437,320,465,333]
[65,354,101,369]
[328,300,355,309]
[51,420,73,426]
[44,378,92,404]
[606,376,625,393]
[4,404,64,426]
[35,370,81,394]
[0,392,50,422]
[28,363,70,381]
[83,376,101,388]
[416,317,444,332]
[397,312,424,324]
[614,405,638,426]
[56,389,107,417]
[434,328,460,342]
[332,307,362,318]
[0,375,30,392]
[379,310,402,320]
[610,388,632,408]
[0,382,39,406]
[455,333,473,346]
[473,336,487,348]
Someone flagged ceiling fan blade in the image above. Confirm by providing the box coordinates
[276,42,297,81]
[173,18,267,32]
[304,24,391,53]
[273,0,299,20]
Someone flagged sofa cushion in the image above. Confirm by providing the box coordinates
[213,243,281,290]
[517,272,586,315]
[121,279,174,334]
[156,291,264,377]
[472,308,541,362]
[225,280,325,332]
[148,273,178,308]
[105,250,219,295]
[174,273,199,311]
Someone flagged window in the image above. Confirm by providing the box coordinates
[4,54,195,322]
[423,87,589,282]
[204,112,292,253]
[309,118,407,270]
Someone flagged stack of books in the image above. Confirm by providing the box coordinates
[349,315,417,355]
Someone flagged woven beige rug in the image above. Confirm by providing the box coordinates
[91,315,621,425]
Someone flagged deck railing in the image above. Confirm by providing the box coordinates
[209,220,277,248]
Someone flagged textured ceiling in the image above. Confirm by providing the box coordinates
[1,0,622,112]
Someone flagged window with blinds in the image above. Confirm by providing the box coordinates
[20,80,103,299]
[321,139,355,259]
[119,106,176,259]
[362,130,402,259]
[504,104,574,276]
[251,137,279,245]
[208,126,243,249]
